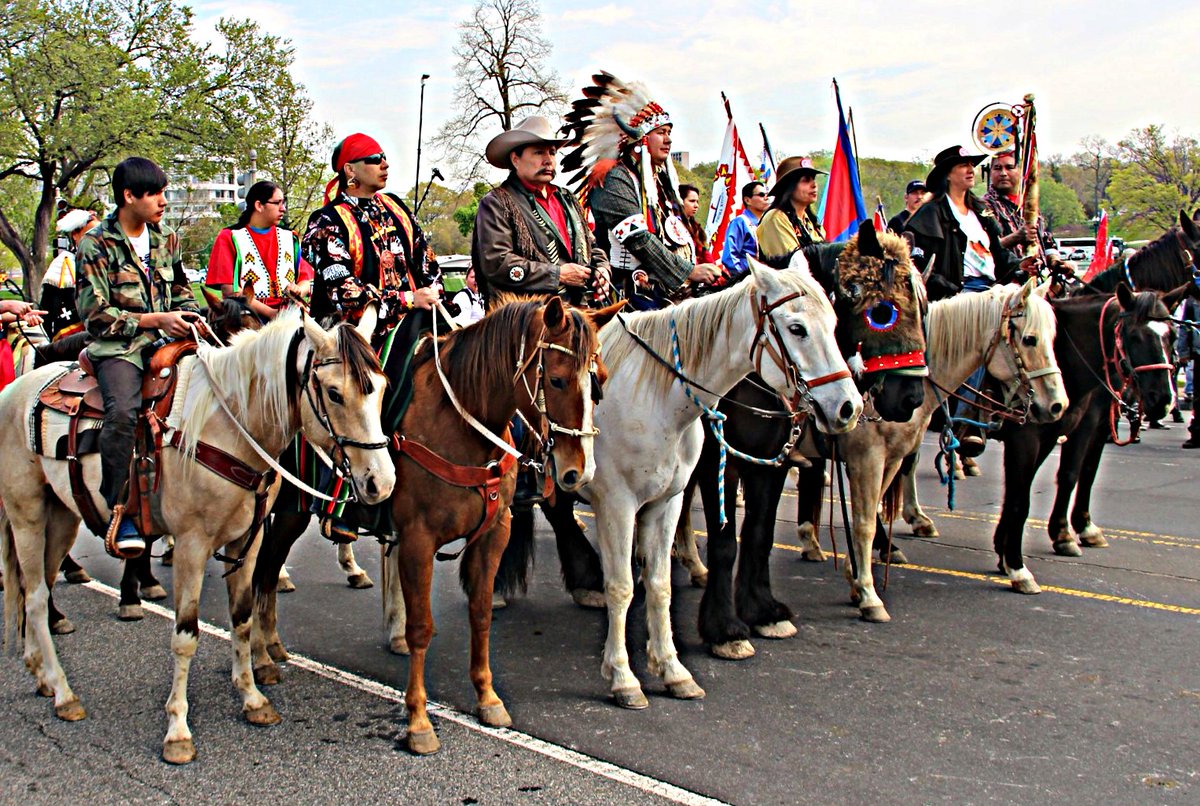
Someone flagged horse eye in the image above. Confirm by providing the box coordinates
[549,377,566,390]
[327,387,345,405]
[788,323,808,338]
[1022,335,1037,347]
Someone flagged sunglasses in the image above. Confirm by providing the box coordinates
[750,192,768,198]
[353,153,387,165]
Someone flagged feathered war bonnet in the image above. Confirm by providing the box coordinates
[560,72,679,232]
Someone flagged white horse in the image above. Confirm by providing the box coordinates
[588,259,863,708]
[796,279,1067,617]
[0,309,394,764]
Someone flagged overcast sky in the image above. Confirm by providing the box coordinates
[193,0,1200,186]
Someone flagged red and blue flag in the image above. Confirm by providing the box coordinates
[818,83,867,243]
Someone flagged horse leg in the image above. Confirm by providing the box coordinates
[252,512,309,684]
[638,495,704,701]
[162,534,209,765]
[671,480,708,587]
[899,449,938,537]
[595,488,645,708]
[383,538,409,656]
[223,533,280,728]
[276,565,295,593]
[794,460,829,561]
[844,457,890,622]
[996,431,1056,594]
[398,535,438,754]
[136,543,168,601]
[1070,412,1110,548]
[45,503,79,636]
[118,552,145,621]
[696,443,753,659]
[736,464,796,639]
[463,518,513,730]
[1048,407,1103,557]
[60,553,91,584]
[338,542,373,588]
[541,495,606,606]
[161,533,175,567]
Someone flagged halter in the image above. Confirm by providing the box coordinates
[750,291,852,411]
[1098,296,1173,445]
[512,325,602,460]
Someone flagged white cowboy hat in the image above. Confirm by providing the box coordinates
[485,116,570,169]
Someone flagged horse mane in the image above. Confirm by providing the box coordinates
[335,324,383,396]
[599,268,832,397]
[176,308,308,457]
[925,284,1056,375]
[414,295,598,424]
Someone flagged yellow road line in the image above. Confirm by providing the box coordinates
[574,510,1200,616]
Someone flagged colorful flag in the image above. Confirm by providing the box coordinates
[756,123,777,187]
[705,95,756,257]
[872,197,887,233]
[817,80,868,243]
[1082,210,1110,282]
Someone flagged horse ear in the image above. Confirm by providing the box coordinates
[1116,281,1135,311]
[1161,281,1191,311]
[356,302,378,341]
[200,285,223,310]
[1181,209,1200,241]
[749,257,787,298]
[544,295,567,331]
[587,299,627,330]
[1033,279,1053,298]
[857,221,883,259]
[1020,276,1037,300]
[302,309,331,350]
[242,280,255,302]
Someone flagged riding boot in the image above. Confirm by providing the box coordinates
[95,356,145,558]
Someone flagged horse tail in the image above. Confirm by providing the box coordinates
[1,503,25,651]
[880,474,902,525]
[491,508,536,598]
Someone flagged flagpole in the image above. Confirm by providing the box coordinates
[758,123,777,175]
[847,104,864,191]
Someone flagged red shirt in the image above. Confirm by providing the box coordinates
[206,226,314,305]
[520,179,572,257]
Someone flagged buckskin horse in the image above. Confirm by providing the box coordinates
[0,309,394,765]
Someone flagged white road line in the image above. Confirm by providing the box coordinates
[81,580,728,806]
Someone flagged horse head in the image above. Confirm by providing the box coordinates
[207,295,264,343]
[987,279,1069,424]
[516,296,606,493]
[832,222,927,422]
[1113,282,1181,423]
[297,311,395,504]
[746,257,862,433]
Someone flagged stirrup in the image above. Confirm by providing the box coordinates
[319,516,359,545]
[103,505,144,560]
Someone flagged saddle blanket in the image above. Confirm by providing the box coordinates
[29,357,197,460]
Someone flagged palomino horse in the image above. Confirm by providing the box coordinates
[690,226,930,658]
[589,259,862,709]
[0,309,394,764]
[250,296,613,755]
[903,283,1188,583]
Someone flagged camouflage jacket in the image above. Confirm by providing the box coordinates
[75,212,198,368]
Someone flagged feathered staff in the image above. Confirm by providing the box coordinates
[1018,93,1040,260]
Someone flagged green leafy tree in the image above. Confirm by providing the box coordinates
[1037,178,1086,232]
[1107,126,1200,237]
[0,0,291,289]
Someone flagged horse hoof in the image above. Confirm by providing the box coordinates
[666,679,706,700]
[266,642,290,663]
[254,663,282,686]
[491,593,507,610]
[406,729,440,755]
[613,687,649,710]
[118,604,144,621]
[861,605,891,623]
[1053,539,1083,557]
[36,681,53,697]
[162,738,196,765]
[883,548,909,565]
[63,569,91,584]
[571,589,606,609]
[347,573,373,590]
[389,636,410,656]
[140,584,167,601]
[1078,532,1108,548]
[478,703,512,728]
[963,463,982,478]
[276,576,296,593]
[54,697,86,722]
[245,702,281,726]
[50,617,75,635]
[690,572,708,588]
[800,547,829,562]
[711,639,756,660]
[909,521,939,538]
[753,620,797,639]
[1011,577,1042,595]
[953,466,965,480]
[160,550,174,568]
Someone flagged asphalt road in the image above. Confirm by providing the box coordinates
[2,426,1198,805]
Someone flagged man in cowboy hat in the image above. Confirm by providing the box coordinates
[472,116,611,305]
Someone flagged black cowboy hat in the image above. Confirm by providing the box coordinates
[925,145,986,193]
[768,155,828,198]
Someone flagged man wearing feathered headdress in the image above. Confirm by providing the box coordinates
[560,73,721,309]
[472,116,611,306]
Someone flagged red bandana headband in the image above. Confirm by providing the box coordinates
[324,133,384,203]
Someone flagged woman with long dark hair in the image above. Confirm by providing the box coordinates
[756,156,827,262]
[205,180,313,320]
[677,183,717,265]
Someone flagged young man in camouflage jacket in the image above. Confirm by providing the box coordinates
[76,157,200,557]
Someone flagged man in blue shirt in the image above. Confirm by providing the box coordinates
[721,181,769,277]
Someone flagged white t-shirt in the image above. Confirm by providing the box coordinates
[452,288,485,327]
[949,204,995,281]
[128,227,151,268]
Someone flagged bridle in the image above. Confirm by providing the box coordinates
[511,322,602,464]
[1098,296,1173,445]
[749,290,852,414]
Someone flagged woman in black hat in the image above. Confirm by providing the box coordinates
[756,156,828,262]
[904,145,1030,301]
